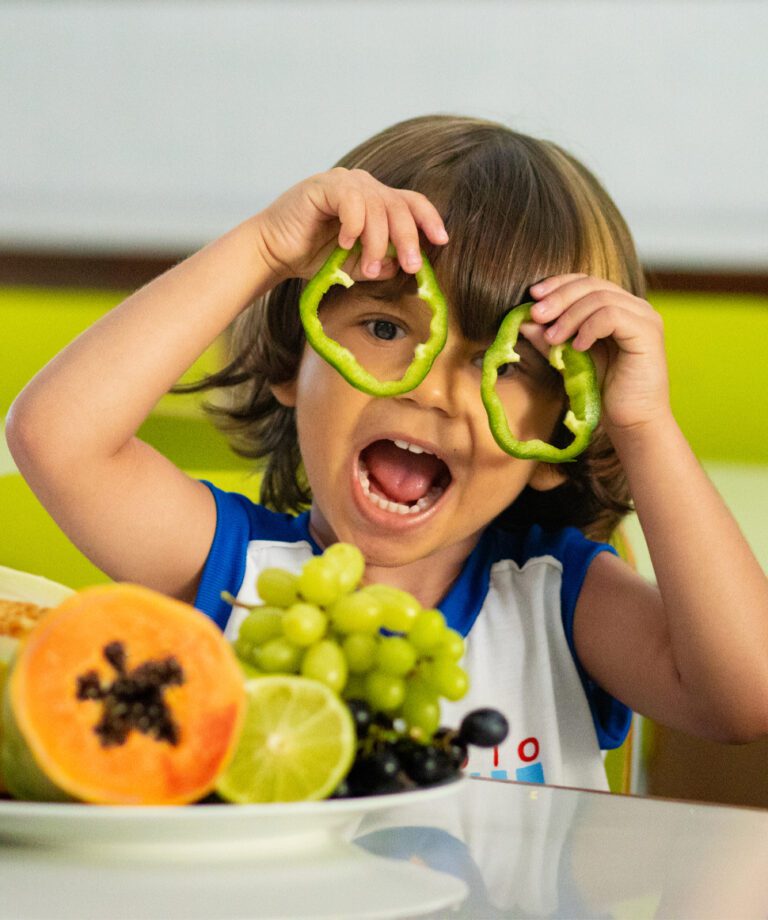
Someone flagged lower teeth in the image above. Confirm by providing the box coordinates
[358,463,443,515]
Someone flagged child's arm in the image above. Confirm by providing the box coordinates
[6,169,448,602]
[530,275,768,742]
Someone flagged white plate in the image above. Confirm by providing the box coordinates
[0,781,468,920]
[0,834,468,920]
[0,778,465,855]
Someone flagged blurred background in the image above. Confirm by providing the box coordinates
[1,0,767,806]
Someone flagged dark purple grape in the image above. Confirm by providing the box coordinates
[345,698,374,738]
[457,708,509,748]
[400,745,457,786]
[372,711,394,730]
[329,778,352,799]
[433,727,468,770]
[346,749,404,796]
[392,736,422,763]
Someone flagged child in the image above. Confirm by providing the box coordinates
[7,115,768,790]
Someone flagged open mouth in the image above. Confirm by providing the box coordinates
[357,439,452,516]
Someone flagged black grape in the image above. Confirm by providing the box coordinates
[457,708,509,748]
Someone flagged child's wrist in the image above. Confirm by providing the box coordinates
[243,213,292,290]
[607,408,682,456]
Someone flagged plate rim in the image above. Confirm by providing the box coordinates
[0,776,466,823]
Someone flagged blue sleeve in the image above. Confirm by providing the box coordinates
[194,482,254,629]
[193,482,319,630]
[524,526,633,751]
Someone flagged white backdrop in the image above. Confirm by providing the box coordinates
[1,0,766,268]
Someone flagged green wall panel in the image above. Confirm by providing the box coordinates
[649,293,768,464]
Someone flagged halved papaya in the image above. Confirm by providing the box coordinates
[1,583,246,805]
[0,565,74,794]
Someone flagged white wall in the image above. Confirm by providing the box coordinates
[1,0,766,268]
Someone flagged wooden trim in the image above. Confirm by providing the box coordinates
[0,249,767,295]
[0,251,181,290]
[644,268,768,296]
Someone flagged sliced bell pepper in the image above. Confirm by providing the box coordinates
[481,303,601,462]
[299,245,449,397]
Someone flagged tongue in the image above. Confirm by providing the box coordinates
[362,440,444,505]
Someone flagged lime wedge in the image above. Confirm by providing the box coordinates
[216,676,356,803]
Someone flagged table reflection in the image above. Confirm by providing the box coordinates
[2,777,767,919]
[354,778,768,918]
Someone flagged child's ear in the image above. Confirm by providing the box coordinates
[528,462,567,492]
[270,379,298,408]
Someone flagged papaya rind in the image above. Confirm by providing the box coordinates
[1,671,73,802]
[1,584,246,805]
[0,568,73,796]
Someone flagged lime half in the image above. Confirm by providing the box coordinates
[216,676,356,803]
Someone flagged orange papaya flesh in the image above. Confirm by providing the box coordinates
[2,584,246,805]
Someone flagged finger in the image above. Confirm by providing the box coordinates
[529,274,594,323]
[335,188,367,249]
[385,196,423,273]
[358,194,391,278]
[519,321,551,359]
[569,306,650,354]
[529,273,590,301]
[533,278,648,326]
[547,301,654,361]
[543,292,622,346]
[400,190,449,247]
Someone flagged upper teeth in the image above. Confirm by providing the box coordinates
[393,439,432,456]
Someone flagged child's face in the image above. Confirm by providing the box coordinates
[272,287,565,569]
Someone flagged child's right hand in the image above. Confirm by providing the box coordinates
[255,168,449,284]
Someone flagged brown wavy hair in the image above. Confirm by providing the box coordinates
[181,115,643,542]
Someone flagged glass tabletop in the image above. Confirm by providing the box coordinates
[2,777,767,919]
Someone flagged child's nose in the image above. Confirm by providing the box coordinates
[398,344,461,416]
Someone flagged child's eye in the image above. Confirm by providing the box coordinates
[364,319,405,341]
[472,354,519,379]
[495,362,518,379]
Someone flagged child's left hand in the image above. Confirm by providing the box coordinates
[526,274,671,435]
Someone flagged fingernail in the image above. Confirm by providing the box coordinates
[366,261,381,277]
[531,280,551,296]
[532,301,550,318]
[405,249,421,269]
[435,227,449,243]
[545,323,559,340]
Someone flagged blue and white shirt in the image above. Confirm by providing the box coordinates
[194,482,631,791]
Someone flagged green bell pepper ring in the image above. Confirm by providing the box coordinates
[299,245,449,397]
[480,303,601,462]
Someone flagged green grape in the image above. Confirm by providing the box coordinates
[342,633,378,674]
[282,602,327,647]
[434,627,465,661]
[342,673,368,700]
[408,608,447,652]
[298,557,343,607]
[425,658,469,701]
[322,542,365,593]
[232,634,257,665]
[365,585,421,633]
[301,639,348,694]
[365,670,406,712]
[238,659,263,679]
[256,568,299,608]
[376,636,417,677]
[328,591,383,635]
[238,607,284,645]
[401,680,441,738]
[255,637,303,673]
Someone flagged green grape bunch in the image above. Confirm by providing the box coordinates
[227,542,470,740]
